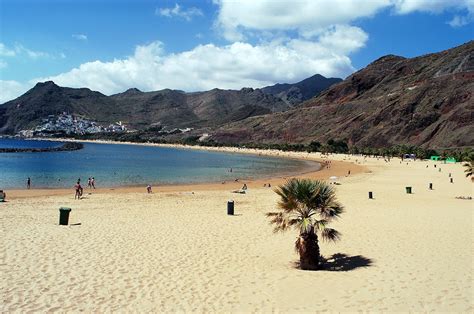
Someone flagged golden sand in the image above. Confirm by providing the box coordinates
[1,150,472,312]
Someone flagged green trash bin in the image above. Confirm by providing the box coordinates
[405,187,412,194]
[59,207,71,225]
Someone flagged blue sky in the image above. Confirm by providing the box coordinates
[1,0,473,103]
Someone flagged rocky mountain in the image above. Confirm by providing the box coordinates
[262,74,342,106]
[0,74,340,134]
[0,81,117,134]
[211,41,474,149]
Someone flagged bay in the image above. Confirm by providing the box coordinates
[0,139,319,189]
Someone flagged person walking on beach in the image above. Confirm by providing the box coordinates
[74,180,83,200]
[27,177,31,189]
[147,184,152,194]
[91,177,96,189]
[87,177,92,189]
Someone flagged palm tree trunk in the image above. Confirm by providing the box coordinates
[298,232,320,270]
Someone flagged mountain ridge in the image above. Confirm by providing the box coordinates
[1,41,473,149]
[0,74,340,134]
[210,41,474,149]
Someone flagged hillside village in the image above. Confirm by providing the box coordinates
[17,113,128,137]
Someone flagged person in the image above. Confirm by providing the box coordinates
[87,177,92,189]
[91,177,96,189]
[27,177,31,189]
[74,181,83,200]
[242,183,248,190]
[147,184,152,194]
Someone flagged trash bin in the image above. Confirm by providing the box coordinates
[368,191,373,199]
[59,207,71,225]
[227,200,234,215]
[405,187,412,194]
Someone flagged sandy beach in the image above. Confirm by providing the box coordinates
[1,150,472,312]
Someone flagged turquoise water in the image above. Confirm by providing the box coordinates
[0,139,318,189]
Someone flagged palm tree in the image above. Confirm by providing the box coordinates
[266,179,344,270]
[464,157,473,178]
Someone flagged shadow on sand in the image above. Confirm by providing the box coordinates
[292,253,373,271]
[320,253,373,271]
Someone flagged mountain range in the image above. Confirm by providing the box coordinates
[0,74,340,134]
[212,41,474,149]
[1,41,473,149]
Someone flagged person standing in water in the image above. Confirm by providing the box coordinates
[27,177,31,189]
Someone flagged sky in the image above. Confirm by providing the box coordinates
[0,0,473,103]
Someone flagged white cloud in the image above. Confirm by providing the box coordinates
[72,34,88,41]
[0,80,34,104]
[0,60,7,69]
[391,0,473,14]
[448,14,472,27]
[3,26,363,102]
[14,44,50,59]
[215,0,474,40]
[0,43,16,57]
[156,3,203,21]
[2,0,472,105]
[392,0,474,27]
[214,0,390,41]
[0,42,66,62]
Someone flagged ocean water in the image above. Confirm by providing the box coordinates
[0,139,319,189]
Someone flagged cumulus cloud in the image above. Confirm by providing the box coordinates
[72,34,88,41]
[7,25,364,101]
[215,0,474,40]
[391,0,474,27]
[214,0,389,41]
[156,3,203,21]
[3,0,472,104]
[0,80,34,104]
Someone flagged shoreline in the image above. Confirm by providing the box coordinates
[4,138,367,199]
[2,151,472,311]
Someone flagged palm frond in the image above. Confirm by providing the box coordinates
[319,203,344,220]
[313,219,329,231]
[321,228,341,242]
[266,212,290,233]
[268,178,342,239]
[463,160,473,177]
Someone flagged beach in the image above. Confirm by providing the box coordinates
[1,150,472,312]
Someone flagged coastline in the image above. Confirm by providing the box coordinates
[4,138,367,199]
[2,151,472,311]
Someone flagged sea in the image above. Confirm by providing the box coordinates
[0,138,319,189]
